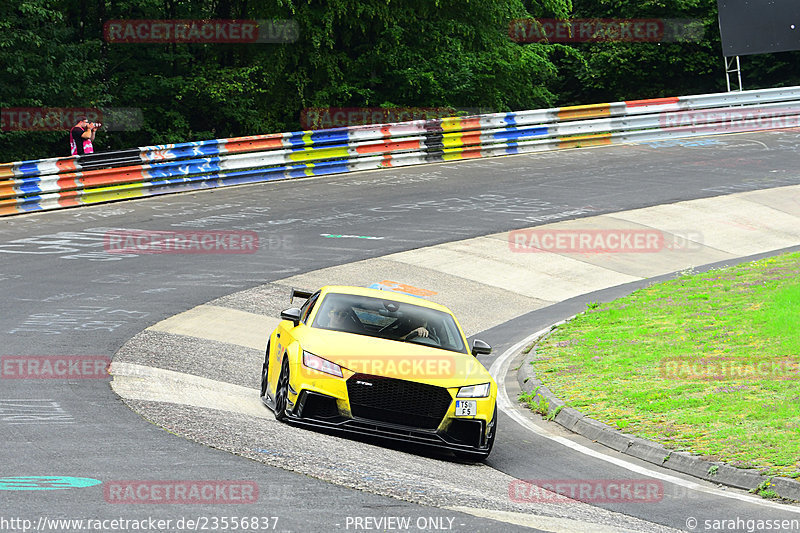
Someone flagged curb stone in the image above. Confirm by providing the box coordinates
[516,327,800,503]
[553,407,585,432]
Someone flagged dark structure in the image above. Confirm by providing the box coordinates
[717,0,800,56]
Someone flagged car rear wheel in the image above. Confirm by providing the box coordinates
[274,359,290,421]
[259,342,270,398]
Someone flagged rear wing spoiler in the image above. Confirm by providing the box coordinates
[290,288,314,302]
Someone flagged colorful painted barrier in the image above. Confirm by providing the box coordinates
[2,86,800,216]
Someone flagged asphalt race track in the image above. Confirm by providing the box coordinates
[2,130,800,532]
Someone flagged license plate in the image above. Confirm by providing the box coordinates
[455,400,476,417]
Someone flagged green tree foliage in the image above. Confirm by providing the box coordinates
[275,0,571,112]
[1,0,106,159]
[2,0,800,163]
[550,0,800,104]
[548,0,724,103]
[3,0,573,161]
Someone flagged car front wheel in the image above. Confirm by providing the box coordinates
[259,342,270,398]
[274,359,290,421]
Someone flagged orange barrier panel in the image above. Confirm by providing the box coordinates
[558,103,611,121]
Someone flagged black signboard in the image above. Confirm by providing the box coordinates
[718,0,800,56]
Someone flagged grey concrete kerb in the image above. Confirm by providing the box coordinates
[516,320,800,502]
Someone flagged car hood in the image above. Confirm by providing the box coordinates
[299,329,493,388]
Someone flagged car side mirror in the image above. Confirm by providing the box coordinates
[280,307,302,327]
[471,339,492,356]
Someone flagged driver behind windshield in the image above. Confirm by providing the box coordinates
[311,293,466,353]
[399,318,430,341]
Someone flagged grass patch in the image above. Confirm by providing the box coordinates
[529,252,800,477]
[522,342,536,355]
[520,391,551,417]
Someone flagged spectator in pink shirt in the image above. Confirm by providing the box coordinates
[69,117,100,155]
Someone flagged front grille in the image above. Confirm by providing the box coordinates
[346,374,452,429]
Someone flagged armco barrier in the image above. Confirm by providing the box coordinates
[2,86,800,216]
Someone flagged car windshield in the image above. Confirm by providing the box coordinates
[311,293,468,354]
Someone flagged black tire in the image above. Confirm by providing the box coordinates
[274,359,290,421]
[454,406,497,462]
[259,342,270,398]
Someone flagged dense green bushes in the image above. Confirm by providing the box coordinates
[2,0,799,162]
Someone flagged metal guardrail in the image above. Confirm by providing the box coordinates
[2,86,800,216]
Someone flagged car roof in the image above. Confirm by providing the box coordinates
[317,285,453,314]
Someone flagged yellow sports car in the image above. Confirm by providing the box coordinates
[259,285,497,460]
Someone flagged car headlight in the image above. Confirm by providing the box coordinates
[302,351,343,378]
[457,383,491,398]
